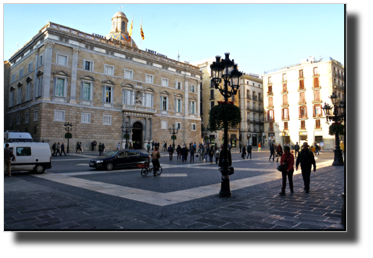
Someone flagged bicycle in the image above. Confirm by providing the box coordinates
[138,161,163,177]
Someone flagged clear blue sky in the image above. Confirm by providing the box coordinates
[3,3,344,75]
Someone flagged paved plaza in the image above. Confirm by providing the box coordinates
[4,149,345,230]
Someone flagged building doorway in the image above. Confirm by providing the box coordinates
[252,135,257,146]
[132,122,143,149]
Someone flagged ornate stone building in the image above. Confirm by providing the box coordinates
[4,11,202,150]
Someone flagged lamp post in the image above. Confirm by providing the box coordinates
[210,53,242,197]
[168,123,179,150]
[322,94,345,166]
[121,122,132,149]
[64,122,73,153]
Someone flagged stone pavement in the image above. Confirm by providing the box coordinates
[4,157,345,230]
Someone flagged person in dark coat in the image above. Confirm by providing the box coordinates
[246,144,252,159]
[52,142,57,156]
[276,144,283,162]
[294,142,300,158]
[269,143,275,161]
[176,145,182,161]
[279,146,295,195]
[168,145,174,160]
[241,145,246,159]
[208,145,214,164]
[296,142,316,193]
[61,142,67,156]
[98,143,102,156]
[181,145,188,162]
[189,143,195,162]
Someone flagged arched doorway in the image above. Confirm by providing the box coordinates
[132,122,143,149]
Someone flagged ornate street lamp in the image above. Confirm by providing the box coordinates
[121,122,132,149]
[64,122,72,153]
[322,94,345,166]
[168,123,179,149]
[210,53,243,197]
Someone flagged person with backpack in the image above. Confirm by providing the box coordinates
[241,145,246,159]
[296,142,316,193]
[246,144,252,159]
[279,145,295,196]
[276,144,283,162]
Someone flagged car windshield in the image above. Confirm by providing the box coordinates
[103,150,118,157]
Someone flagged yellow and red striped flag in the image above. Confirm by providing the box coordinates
[140,19,145,40]
[128,15,133,40]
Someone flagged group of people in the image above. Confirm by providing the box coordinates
[76,142,84,154]
[241,144,253,159]
[52,142,67,156]
[277,142,317,195]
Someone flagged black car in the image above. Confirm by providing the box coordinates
[89,149,150,170]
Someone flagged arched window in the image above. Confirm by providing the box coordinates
[121,21,126,31]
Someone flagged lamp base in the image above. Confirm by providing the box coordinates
[219,175,231,197]
[332,149,344,166]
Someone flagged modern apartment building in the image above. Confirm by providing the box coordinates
[262,56,345,149]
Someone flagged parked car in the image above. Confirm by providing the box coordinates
[6,142,52,174]
[89,149,150,170]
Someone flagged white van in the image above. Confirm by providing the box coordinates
[6,142,52,174]
[4,131,33,143]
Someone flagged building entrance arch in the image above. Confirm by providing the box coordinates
[132,122,143,149]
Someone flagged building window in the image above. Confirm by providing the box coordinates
[9,90,14,107]
[268,85,272,94]
[210,89,215,99]
[299,106,307,118]
[104,64,114,75]
[161,96,169,111]
[189,101,196,115]
[282,73,287,81]
[269,122,274,131]
[175,122,181,130]
[28,62,33,73]
[268,110,274,121]
[210,101,214,110]
[146,74,154,84]
[104,86,113,103]
[36,76,43,97]
[19,68,24,78]
[299,69,303,78]
[12,74,16,83]
[17,87,22,104]
[283,94,288,105]
[25,113,29,123]
[313,77,320,88]
[84,60,94,71]
[299,80,305,90]
[123,89,134,105]
[313,67,319,75]
[54,78,66,97]
[299,92,306,104]
[175,81,182,90]
[54,110,65,122]
[191,123,196,131]
[284,122,288,130]
[57,54,68,66]
[34,110,38,121]
[268,77,272,84]
[315,119,321,129]
[16,115,21,125]
[175,99,182,113]
[81,82,92,101]
[268,97,273,108]
[39,55,44,66]
[301,120,306,129]
[26,82,31,101]
[282,108,289,119]
[124,69,133,79]
[81,113,91,124]
[314,90,320,102]
[246,90,250,98]
[103,115,112,125]
[9,117,12,126]
[283,83,287,93]
[161,78,169,87]
[314,105,322,117]
[190,85,195,92]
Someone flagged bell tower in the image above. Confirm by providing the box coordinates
[110,11,128,35]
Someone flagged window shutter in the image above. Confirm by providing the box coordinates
[167,97,169,110]
[102,86,105,102]
[160,96,162,110]
[175,99,177,112]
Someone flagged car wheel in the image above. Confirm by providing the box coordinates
[156,166,163,176]
[106,163,114,171]
[34,164,45,174]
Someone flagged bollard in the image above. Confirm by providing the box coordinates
[341,193,346,227]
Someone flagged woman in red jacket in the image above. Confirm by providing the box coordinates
[279,145,294,195]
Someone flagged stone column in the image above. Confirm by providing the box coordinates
[32,52,39,101]
[42,41,54,100]
[184,81,189,116]
[70,47,79,104]
[197,80,201,117]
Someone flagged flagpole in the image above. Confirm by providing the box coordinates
[131,14,134,48]
[140,18,142,50]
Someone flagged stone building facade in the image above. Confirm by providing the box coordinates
[4,11,202,151]
[262,56,345,149]
[193,57,240,148]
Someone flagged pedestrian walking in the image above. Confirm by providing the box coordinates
[76,142,80,154]
[246,144,252,159]
[241,145,246,159]
[215,147,220,164]
[315,143,320,155]
[181,145,188,162]
[61,142,67,156]
[117,142,120,150]
[276,144,283,162]
[190,143,195,162]
[147,142,150,153]
[168,145,174,160]
[163,141,167,152]
[56,142,62,156]
[294,142,300,158]
[296,142,316,193]
[98,143,103,156]
[198,144,204,162]
[204,144,209,161]
[52,142,57,156]
[269,143,275,161]
[258,142,261,151]
[279,145,295,195]
[78,142,84,154]
[208,145,214,164]
[176,145,182,161]
[4,143,16,177]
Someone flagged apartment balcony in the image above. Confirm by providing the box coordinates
[267,105,274,110]
[282,80,287,83]
[299,126,307,130]
[313,114,323,118]
[252,96,258,101]
[259,97,263,102]
[281,104,289,108]
[314,125,322,130]
[312,99,323,104]
[298,101,307,105]
[312,86,322,90]
[247,118,253,123]
[298,76,304,80]
[263,118,275,123]
[312,73,320,78]
[282,117,290,121]
[297,88,306,92]
[281,91,288,95]
[268,82,273,86]
[122,104,157,113]
[247,95,252,100]
[258,107,264,112]
[267,91,273,96]
[298,116,308,120]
